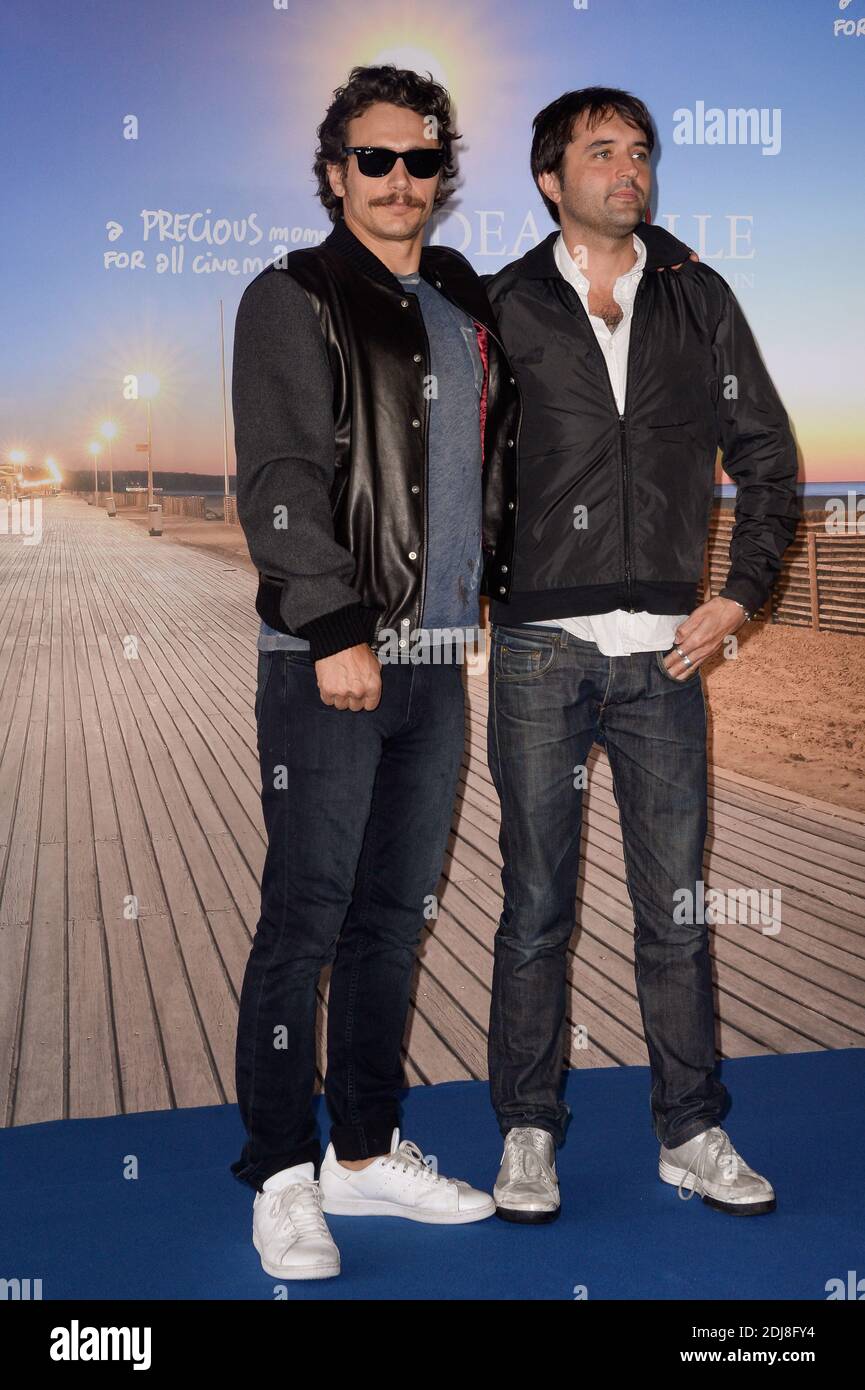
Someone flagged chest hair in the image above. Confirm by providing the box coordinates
[588,291,623,334]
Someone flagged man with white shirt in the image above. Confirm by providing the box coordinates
[483,88,800,1222]
[538,228,690,659]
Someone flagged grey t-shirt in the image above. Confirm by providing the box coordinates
[257,268,483,654]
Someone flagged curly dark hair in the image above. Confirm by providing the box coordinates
[314,65,461,222]
[530,86,656,224]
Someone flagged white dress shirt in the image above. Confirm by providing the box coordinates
[527,231,688,656]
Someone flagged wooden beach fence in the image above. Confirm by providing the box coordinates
[702,509,864,635]
[73,490,207,519]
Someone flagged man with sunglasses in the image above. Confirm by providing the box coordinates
[230,65,520,1279]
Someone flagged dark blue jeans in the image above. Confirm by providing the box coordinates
[487,623,728,1151]
[231,650,465,1192]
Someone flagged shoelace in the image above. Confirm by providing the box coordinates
[268,1180,329,1237]
[387,1139,445,1181]
[676,1128,743,1202]
[505,1129,556,1189]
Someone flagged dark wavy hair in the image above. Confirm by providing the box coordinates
[530,86,656,224]
[314,65,461,223]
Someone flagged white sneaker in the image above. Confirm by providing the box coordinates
[319,1128,495,1224]
[252,1162,341,1279]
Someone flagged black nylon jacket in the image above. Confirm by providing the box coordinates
[485,225,801,626]
[236,216,520,659]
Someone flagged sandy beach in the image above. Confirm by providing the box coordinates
[119,509,865,814]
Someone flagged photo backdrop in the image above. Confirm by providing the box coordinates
[2,0,863,495]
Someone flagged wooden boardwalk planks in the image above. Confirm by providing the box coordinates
[0,496,863,1129]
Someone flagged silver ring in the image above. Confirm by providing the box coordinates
[679,650,692,667]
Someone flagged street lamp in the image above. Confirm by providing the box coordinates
[137,374,161,535]
[137,374,159,508]
[100,420,118,516]
[88,440,102,505]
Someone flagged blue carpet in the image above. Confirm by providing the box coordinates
[2,1051,861,1300]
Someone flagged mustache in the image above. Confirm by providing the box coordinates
[370,193,426,208]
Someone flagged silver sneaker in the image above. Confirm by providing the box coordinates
[659,1126,776,1215]
[494,1126,560,1223]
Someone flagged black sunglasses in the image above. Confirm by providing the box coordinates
[342,145,445,179]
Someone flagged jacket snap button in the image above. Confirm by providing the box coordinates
[508,501,515,510]
[506,438,514,447]
[399,639,407,648]
[509,376,515,385]
[435,280,441,288]
[408,550,417,560]
[412,418,421,428]
[402,618,410,625]
[400,299,409,307]
[411,484,420,494]
[498,586,506,594]
[413,353,422,363]
[501,565,508,573]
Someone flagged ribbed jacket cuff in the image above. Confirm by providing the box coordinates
[719,576,767,616]
[295,603,379,662]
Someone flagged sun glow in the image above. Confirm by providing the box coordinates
[280,0,526,145]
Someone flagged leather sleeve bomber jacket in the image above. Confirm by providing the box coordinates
[484,224,802,626]
[232,215,520,661]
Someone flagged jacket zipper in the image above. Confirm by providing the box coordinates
[618,280,648,613]
[580,321,635,612]
[619,416,633,611]
[565,280,645,613]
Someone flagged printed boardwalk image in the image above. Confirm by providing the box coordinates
[1,496,864,1126]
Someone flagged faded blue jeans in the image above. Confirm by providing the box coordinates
[486,622,728,1151]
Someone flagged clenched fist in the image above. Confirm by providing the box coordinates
[314,644,382,711]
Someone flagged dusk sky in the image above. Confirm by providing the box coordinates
[2,0,862,484]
